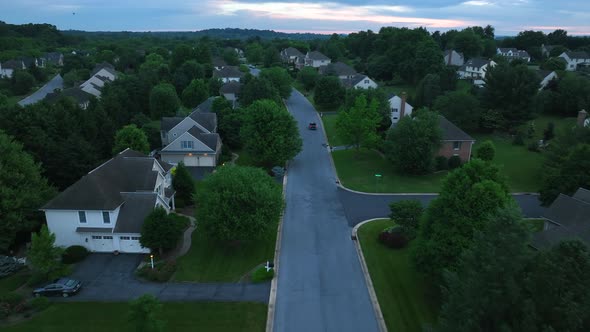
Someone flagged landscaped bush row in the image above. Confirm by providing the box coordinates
[136,260,177,282]
[378,226,409,249]
[61,245,89,264]
[0,292,51,320]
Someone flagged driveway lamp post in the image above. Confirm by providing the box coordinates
[375,174,382,192]
[150,254,154,269]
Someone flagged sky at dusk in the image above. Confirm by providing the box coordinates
[3,0,590,36]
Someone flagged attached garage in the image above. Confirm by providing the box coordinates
[90,235,114,252]
[183,155,215,167]
[118,236,144,253]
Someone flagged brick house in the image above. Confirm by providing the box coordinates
[437,116,475,161]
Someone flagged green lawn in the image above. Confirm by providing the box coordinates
[332,149,446,193]
[378,82,417,100]
[358,219,438,331]
[321,114,347,146]
[472,134,544,192]
[522,115,577,142]
[3,302,267,332]
[0,270,29,293]
[174,222,278,282]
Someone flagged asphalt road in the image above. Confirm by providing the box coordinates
[63,254,269,303]
[273,90,380,332]
[18,74,63,106]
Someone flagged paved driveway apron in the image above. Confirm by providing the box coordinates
[273,90,380,332]
[64,254,269,303]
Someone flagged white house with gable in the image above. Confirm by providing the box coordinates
[558,51,590,71]
[41,149,175,253]
[388,93,413,125]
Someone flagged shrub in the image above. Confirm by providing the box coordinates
[136,260,177,282]
[29,296,50,312]
[476,140,495,161]
[0,292,25,307]
[528,141,540,152]
[219,144,233,164]
[526,122,536,138]
[543,122,555,141]
[448,155,462,169]
[26,272,47,287]
[512,131,525,145]
[435,156,448,171]
[62,245,89,264]
[378,226,409,249]
[251,266,274,283]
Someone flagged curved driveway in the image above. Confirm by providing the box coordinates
[273,90,380,332]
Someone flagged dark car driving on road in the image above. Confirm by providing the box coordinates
[33,278,82,297]
[308,122,317,130]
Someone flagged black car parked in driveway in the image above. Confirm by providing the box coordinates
[33,278,82,297]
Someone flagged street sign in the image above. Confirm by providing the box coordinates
[375,174,382,177]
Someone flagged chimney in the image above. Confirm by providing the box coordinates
[400,92,407,118]
[578,109,588,127]
[447,50,453,65]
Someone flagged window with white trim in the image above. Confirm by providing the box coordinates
[102,211,110,224]
[181,141,194,149]
[103,236,113,239]
[120,236,131,240]
[453,141,462,150]
[92,235,102,239]
[78,211,87,223]
[131,236,141,240]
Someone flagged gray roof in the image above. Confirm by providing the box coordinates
[91,62,116,76]
[283,47,305,58]
[306,51,330,61]
[212,57,226,67]
[213,66,244,79]
[42,149,166,210]
[439,116,475,141]
[465,58,492,69]
[498,48,518,53]
[2,60,23,70]
[160,117,184,132]
[340,74,370,88]
[537,69,555,80]
[188,110,217,132]
[319,62,356,77]
[45,87,93,105]
[531,188,590,249]
[194,97,216,113]
[187,126,220,151]
[113,193,158,233]
[76,227,113,233]
[220,81,241,94]
[18,57,36,68]
[565,51,590,60]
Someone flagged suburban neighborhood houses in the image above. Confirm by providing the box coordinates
[1,17,590,332]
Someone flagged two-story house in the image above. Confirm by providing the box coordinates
[318,61,357,79]
[388,93,413,125]
[0,60,25,78]
[437,116,476,162]
[280,47,305,65]
[497,48,531,62]
[443,49,465,66]
[341,74,378,90]
[160,109,221,168]
[41,149,175,253]
[80,62,118,98]
[304,51,331,68]
[457,58,497,86]
[558,51,590,71]
[213,66,244,83]
[42,52,64,67]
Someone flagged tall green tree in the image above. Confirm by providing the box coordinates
[263,47,281,68]
[222,48,240,66]
[245,43,264,64]
[260,67,292,99]
[314,76,345,111]
[12,70,35,95]
[336,95,381,149]
[412,159,512,282]
[112,124,150,155]
[414,73,441,108]
[128,294,165,332]
[433,91,481,132]
[0,131,55,251]
[240,100,302,167]
[172,162,196,207]
[196,166,283,244]
[476,140,496,161]
[413,39,444,83]
[388,200,424,239]
[385,110,442,175]
[140,207,184,255]
[483,63,540,129]
[181,79,209,108]
[297,66,319,91]
[438,207,530,332]
[239,77,281,107]
[540,143,590,205]
[451,29,484,59]
[171,44,193,70]
[149,83,180,119]
[28,225,63,279]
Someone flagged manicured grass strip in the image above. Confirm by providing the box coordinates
[3,302,267,332]
[472,134,544,192]
[0,271,29,293]
[174,223,277,282]
[321,114,347,147]
[332,148,446,193]
[358,219,438,332]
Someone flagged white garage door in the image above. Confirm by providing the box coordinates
[199,156,215,166]
[119,236,143,253]
[91,235,114,252]
[183,156,199,166]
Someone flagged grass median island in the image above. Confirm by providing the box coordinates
[321,114,347,147]
[2,302,267,332]
[332,148,446,193]
[358,219,438,332]
[173,222,278,282]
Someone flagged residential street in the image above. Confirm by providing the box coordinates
[274,90,380,332]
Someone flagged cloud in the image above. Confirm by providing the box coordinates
[212,0,469,28]
[461,1,492,6]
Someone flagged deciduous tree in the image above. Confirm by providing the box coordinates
[112,124,150,155]
[433,91,481,132]
[260,67,292,99]
[297,66,319,91]
[181,79,208,108]
[128,294,165,332]
[314,76,345,111]
[336,95,381,149]
[388,200,423,239]
[140,207,184,255]
[149,83,180,119]
[172,162,196,208]
[476,140,495,161]
[28,225,63,279]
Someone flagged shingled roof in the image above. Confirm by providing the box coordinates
[189,110,217,132]
[319,61,357,77]
[283,47,304,58]
[306,51,330,61]
[213,66,244,79]
[565,51,590,60]
[187,126,220,151]
[465,58,492,69]
[439,116,475,141]
[42,149,171,211]
[340,74,370,88]
[531,188,590,250]
[220,81,241,94]
[113,193,159,233]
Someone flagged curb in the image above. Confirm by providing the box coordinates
[317,111,342,185]
[352,218,388,332]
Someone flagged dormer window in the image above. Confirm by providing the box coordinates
[181,141,194,149]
